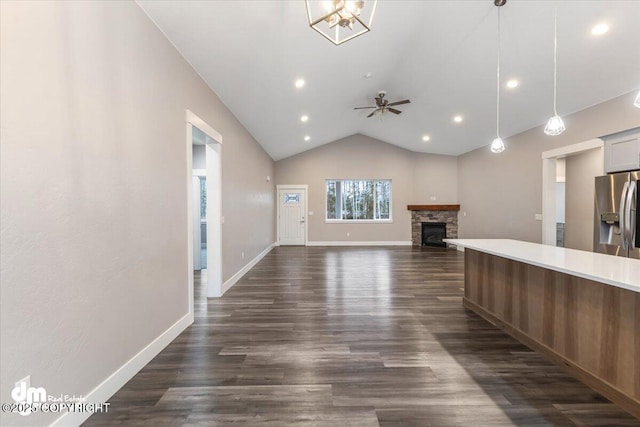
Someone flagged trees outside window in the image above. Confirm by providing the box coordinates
[326,179,391,221]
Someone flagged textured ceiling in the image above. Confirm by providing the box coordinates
[139,0,640,160]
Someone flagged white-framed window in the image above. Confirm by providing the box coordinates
[326,179,392,222]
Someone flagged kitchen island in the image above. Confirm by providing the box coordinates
[445,239,640,419]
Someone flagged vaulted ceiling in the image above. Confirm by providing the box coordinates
[139,1,640,160]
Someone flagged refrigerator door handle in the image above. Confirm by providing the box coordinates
[619,181,630,250]
[625,180,636,249]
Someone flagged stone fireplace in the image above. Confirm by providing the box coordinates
[408,204,460,247]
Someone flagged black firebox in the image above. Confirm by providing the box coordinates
[421,222,447,247]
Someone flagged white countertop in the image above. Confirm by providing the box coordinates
[444,239,640,294]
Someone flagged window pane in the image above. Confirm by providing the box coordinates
[342,180,354,219]
[326,181,337,219]
[325,179,391,221]
[354,180,373,220]
[284,193,300,204]
[200,177,206,218]
[375,180,390,219]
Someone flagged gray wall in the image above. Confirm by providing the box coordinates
[0,2,274,426]
[274,134,458,243]
[565,148,603,251]
[458,92,640,242]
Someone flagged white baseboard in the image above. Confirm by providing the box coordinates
[50,312,192,427]
[221,243,275,295]
[306,241,412,247]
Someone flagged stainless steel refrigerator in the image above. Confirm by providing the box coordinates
[594,171,639,259]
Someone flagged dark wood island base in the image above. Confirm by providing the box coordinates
[462,248,640,419]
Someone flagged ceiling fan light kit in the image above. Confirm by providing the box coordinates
[305,0,377,45]
[354,90,411,118]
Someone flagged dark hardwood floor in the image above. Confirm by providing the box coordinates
[84,247,640,426]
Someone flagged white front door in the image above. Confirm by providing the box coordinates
[278,187,306,245]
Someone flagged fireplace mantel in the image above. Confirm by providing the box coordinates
[407,204,460,211]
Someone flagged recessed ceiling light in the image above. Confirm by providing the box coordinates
[422,135,431,142]
[591,23,609,36]
[300,115,309,122]
[295,78,305,88]
[453,115,463,123]
[506,79,519,89]
[304,135,311,141]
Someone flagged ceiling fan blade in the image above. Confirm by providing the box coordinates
[388,99,411,107]
[354,106,377,110]
[387,108,402,114]
[367,110,378,118]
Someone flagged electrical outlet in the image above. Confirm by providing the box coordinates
[221,216,225,224]
[463,211,467,217]
[430,196,437,201]
[241,251,245,260]
[535,213,543,221]
[346,232,350,237]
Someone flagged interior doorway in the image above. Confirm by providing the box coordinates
[186,111,223,323]
[541,138,604,247]
[555,158,566,247]
[277,185,308,246]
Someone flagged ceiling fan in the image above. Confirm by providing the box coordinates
[354,91,411,118]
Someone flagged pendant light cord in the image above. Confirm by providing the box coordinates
[553,6,558,116]
[496,7,501,138]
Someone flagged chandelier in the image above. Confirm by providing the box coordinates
[305,0,378,45]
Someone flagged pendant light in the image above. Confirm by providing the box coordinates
[490,0,506,153]
[305,0,377,45]
[544,6,566,136]
[634,90,640,108]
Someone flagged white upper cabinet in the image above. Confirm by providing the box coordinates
[604,128,640,174]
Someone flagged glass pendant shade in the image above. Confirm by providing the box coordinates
[544,115,566,136]
[490,137,505,153]
[634,90,640,108]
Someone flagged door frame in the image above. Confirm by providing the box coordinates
[276,184,308,246]
[186,110,223,321]
[541,138,603,246]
